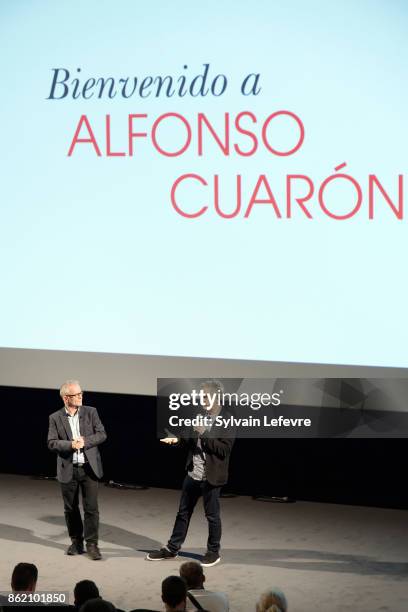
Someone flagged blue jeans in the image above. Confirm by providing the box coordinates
[167,475,222,554]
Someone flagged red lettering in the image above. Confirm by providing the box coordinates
[67,115,101,156]
[244,175,281,218]
[171,174,208,218]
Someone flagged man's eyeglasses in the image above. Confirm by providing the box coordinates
[65,392,83,398]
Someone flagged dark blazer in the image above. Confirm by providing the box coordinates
[180,410,235,487]
[47,405,107,483]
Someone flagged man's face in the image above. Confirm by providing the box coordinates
[64,383,83,409]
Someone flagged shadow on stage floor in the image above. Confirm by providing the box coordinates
[0,519,406,579]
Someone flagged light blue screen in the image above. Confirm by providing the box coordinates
[0,0,407,367]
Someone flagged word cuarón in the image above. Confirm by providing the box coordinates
[66,112,403,220]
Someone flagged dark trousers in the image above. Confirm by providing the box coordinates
[60,464,99,544]
[167,475,222,554]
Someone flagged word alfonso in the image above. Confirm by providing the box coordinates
[67,112,403,220]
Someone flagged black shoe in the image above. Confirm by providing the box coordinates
[200,551,220,567]
[66,540,84,555]
[146,547,178,561]
[86,543,102,560]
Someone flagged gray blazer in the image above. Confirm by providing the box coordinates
[47,405,107,483]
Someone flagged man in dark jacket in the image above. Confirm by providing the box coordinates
[147,380,235,568]
[48,380,107,560]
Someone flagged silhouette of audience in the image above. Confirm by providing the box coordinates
[11,562,38,592]
[80,598,116,612]
[179,562,228,611]
[1,560,288,612]
[74,580,100,610]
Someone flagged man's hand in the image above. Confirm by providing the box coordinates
[71,437,85,450]
[160,437,178,445]
[76,436,85,449]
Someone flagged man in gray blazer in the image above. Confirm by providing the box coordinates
[48,380,107,560]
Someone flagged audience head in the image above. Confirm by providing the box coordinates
[11,563,38,592]
[80,598,116,612]
[74,580,100,608]
[162,575,187,611]
[179,562,205,589]
[256,588,287,612]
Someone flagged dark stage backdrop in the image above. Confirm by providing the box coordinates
[0,385,406,509]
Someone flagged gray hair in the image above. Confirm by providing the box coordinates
[200,379,225,395]
[59,380,81,397]
[256,588,288,612]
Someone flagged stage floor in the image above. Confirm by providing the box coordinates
[0,474,406,611]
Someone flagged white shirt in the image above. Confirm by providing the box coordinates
[65,407,85,465]
[188,414,215,481]
[186,589,229,612]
